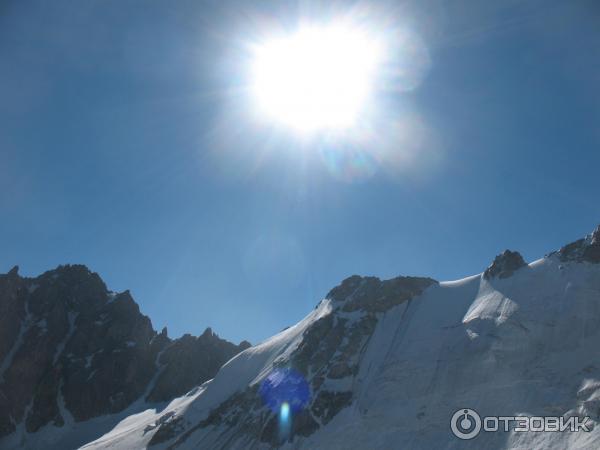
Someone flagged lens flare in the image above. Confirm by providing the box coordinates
[259,368,311,414]
[260,368,310,442]
[280,402,290,422]
[210,8,437,184]
[279,401,292,441]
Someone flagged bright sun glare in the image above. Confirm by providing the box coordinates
[251,23,383,132]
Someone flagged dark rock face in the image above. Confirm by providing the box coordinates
[327,274,437,312]
[557,225,600,264]
[484,250,527,279]
[147,413,186,446]
[168,274,437,448]
[0,265,249,440]
[147,329,251,403]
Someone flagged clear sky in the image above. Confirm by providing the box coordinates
[2,0,599,344]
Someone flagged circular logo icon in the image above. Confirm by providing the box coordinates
[451,408,482,440]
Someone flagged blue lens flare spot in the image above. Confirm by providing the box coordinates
[259,368,311,414]
[279,401,291,439]
[280,402,290,422]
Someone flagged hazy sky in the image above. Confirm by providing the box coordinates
[2,0,599,344]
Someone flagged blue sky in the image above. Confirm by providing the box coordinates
[1,0,599,344]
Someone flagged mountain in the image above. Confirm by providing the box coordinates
[4,226,600,449]
[0,265,250,449]
[72,225,600,450]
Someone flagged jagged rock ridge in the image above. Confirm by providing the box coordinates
[0,265,249,443]
[484,250,526,279]
[556,225,600,263]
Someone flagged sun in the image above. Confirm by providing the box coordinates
[250,22,383,132]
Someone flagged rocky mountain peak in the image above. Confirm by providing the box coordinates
[556,224,600,263]
[592,224,600,241]
[238,340,252,350]
[201,327,214,338]
[0,265,249,441]
[327,274,437,312]
[484,249,527,279]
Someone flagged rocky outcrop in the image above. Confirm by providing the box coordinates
[556,225,600,263]
[326,274,437,312]
[0,265,248,439]
[147,328,251,403]
[484,250,527,279]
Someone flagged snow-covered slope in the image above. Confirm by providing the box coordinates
[78,226,600,450]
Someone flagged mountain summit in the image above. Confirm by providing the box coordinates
[0,265,249,449]
[3,226,600,449]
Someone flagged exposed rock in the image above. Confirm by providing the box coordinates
[238,340,252,349]
[147,413,186,446]
[484,250,527,279]
[147,329,249,403]
[557,225,600,263]
[327,274,437,312]
[0,265,249,440]
[0,267,25,371]
[312,390,353,424]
